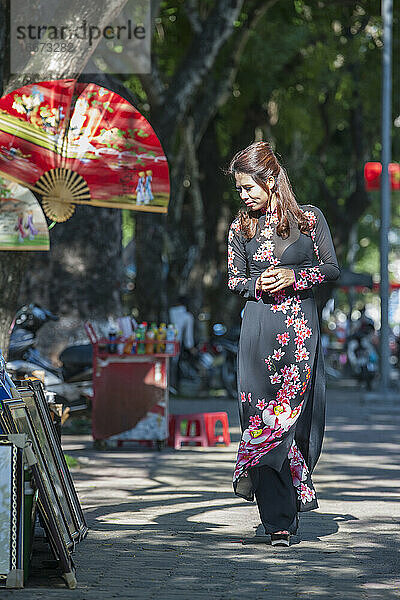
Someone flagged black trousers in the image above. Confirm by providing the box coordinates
[250,458,298,534]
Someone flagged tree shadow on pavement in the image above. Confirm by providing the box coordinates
[13,390,400,599]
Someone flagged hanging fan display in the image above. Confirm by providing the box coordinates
[0,175,50,251]
[0,79,170,222]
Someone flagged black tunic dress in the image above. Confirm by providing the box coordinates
[227,205,340,532]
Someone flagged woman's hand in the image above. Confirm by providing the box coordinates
[259,267,295,294]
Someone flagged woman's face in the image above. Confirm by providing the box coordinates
[234,172,272,211]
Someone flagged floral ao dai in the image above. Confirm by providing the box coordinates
[227,205,340,510]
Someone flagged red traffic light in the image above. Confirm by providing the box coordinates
[364,162,400,191]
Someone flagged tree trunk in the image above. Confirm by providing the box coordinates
[134,212,168,323]
[20,209,123,319]
[18,206,123,359]
[0,253,32,358]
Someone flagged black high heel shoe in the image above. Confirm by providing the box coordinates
[271,532,290,547]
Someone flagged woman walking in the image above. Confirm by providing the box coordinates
[227,141,340,546]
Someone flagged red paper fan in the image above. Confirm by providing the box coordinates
[0,79,170,221]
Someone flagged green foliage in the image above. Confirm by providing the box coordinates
[222,2,397,206]
[355,191,400,280]
[152,1,193,78]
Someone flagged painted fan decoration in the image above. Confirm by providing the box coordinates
[0,79,170,222]
[0,176,50,250]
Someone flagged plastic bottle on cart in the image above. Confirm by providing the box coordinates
[157,323,167,353]
[131,330,137,354]
[135,324,142,354]
[117,328,124,355]
[124,332,135,355]
[145,323,157,354]
[152,323,159,352]
[108,327,118,354]
[166,324,176,355]
[137,322,147,354]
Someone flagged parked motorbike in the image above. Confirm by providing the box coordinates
[7,304,92,411]
[179,323,238,397]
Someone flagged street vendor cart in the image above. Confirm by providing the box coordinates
[85,323,179,449]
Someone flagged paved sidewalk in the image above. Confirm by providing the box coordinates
[7,387,400,599]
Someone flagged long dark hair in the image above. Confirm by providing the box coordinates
[228,141,309,239]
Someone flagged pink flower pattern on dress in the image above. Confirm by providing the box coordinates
[251,214,281,267]
[264,357,274,371]
[295,346,310,362]
[285,315,295,328]
[249,415,262,429]
[261,225,273,238]
[227,244,234,268]
[256,398,267,410]
[230,219,241,233]
[276,382,301,403]
[288,441,316,504]
[234,429,283,477]
[292,302,301,316]
[262,400,294,432]
[271,294,292,314]
[294,266,325,290]
[281,364,300,383]
[227,220,253,293]
[273,348,285,361]
[270,372,281,385]
[253,244,278,264]
[303,210,316,229]
[300,483,316,503]
[228,276,248,291]
[300,364,312,395]
[304,210,321,261]
[240,392,252,403]
[292,209,328,291]
[253,219,276,263]
[276,332,290,346]
[288,442,308,487]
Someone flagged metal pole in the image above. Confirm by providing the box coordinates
[380,0,392,393]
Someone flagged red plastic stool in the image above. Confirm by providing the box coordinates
[203,412,230,446]
[168,412,230,449]
[169,414,208,449]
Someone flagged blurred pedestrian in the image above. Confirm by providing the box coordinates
[227,141,340,546]
[347,307,378,389]
[169,296,195,393]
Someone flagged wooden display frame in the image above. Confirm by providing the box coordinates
[24,439,76,588]
[22,380,88,541]
[0,437,24,588]
[0,397,75,550]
